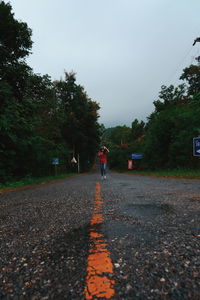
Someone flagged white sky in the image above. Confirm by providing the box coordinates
[9,0,200,127]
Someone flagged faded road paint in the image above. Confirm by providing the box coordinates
[85,182,115,299]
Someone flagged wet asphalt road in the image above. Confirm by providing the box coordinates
[0,171,200,299]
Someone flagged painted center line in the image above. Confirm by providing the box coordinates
[85,182,115,299]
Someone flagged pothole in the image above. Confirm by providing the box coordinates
[121,203,175,218]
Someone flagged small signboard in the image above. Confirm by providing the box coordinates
[193,137,200,156]
[128,160,133,170]
[71,157,77,163]
[52,157,59,165]
[132,153,143,159]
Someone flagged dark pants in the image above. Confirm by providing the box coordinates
[100,163,106,176]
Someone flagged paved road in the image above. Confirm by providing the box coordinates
[0,171,200,299]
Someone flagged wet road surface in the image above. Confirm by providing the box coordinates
[0,171,200,299]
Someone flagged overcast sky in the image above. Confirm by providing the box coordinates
[9,0,200,127]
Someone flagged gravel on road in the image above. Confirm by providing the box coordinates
[0,171,200,299]
[102,172,200,300]
[0,174,95,300]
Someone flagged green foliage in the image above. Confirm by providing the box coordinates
[143,65,200,170]
[104,64,200,172]
[103,123,145,170]
[108,145,130,170]
[152,84,187,114]
[0,3,101,183]
[53,72,101,171]
[0,1,32,63]
[131,119,145,141]
[180,65,200,97]
[0,1,32,99]
[0,173,76,190]
[108,125,132,145]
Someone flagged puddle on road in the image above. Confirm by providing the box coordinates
[121,203,175,219]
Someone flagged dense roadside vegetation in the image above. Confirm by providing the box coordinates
[102,67,200,172]
[0,1,101,184]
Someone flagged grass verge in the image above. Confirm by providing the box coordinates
[0,173,77,190]
[119,169,200,179]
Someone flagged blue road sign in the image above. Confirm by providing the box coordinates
[52,157,59,165]
[132,153,143,159]
[193,137,200,156]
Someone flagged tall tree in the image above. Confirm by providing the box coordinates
[0,1,34,181]
[109,125,131,145]
[53,72,100,170]
[131,119,145,141]
[143,64,200,170]
[180,65,200,98]
[0,1,32,99]
[152,84,187,113]
[0,2,101,182]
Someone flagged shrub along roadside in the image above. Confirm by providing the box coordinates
[0,173,77,190]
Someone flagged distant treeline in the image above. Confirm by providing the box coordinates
[0,1,101,183]
[103,65,200,170]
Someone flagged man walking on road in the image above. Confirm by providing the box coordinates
[98,146,109,179]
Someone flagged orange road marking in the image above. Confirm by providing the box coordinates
[85,182,115,299]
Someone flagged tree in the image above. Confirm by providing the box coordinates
[143,110,175,169]
[0,2,101,182]
[0,1,32,63]
[53,72,101,171]
[152,84,187,113]
[131,119,145,141]
[0,1,32,99]
[0,1,34,181]
[144,104,200,169]
[180,65,200,98]
[143,68,200,170]
[109,125,132,145]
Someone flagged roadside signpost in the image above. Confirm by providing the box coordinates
[71,157,77,163]
[131,153,143,159]
[71,155,80,173]
[128,153,143,170]
[193,137,200,156]
[52,158,59,165]
[52,157,59,175]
